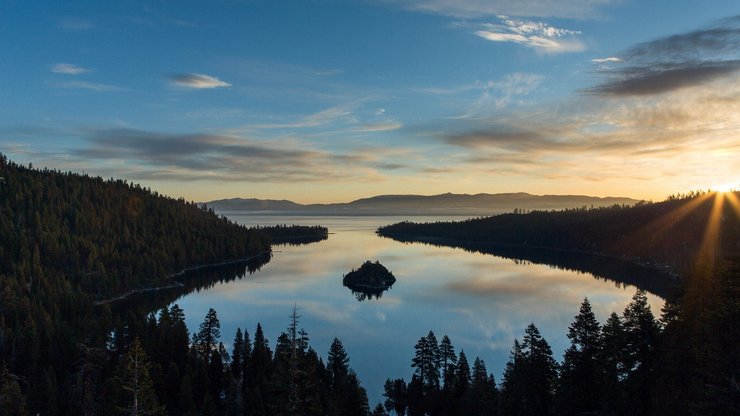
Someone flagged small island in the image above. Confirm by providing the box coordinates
[343,260,396,301]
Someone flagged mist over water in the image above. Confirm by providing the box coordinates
[173,214,664,404]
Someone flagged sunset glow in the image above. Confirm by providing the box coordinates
[1,2,739,203]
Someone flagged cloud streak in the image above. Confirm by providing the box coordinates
[51,63,89,75]
[57,81,123,92]
[475,17,584,54]
[170,73,231,89]
[591,57,621,63]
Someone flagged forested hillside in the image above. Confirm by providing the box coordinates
[378,191,740,278]
[0,154,270,414]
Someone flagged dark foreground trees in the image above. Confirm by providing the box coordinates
[379,272,738,416]
[7,306,371,416]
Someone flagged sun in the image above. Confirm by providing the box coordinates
[713,182,738,193]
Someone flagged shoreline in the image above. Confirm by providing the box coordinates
[377,232,680,297]
[94,251,271,306]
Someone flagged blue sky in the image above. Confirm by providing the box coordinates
[2,0,739,202]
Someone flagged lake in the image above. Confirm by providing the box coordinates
[171,214,664,405]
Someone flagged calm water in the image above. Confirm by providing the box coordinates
[173,214,664,404]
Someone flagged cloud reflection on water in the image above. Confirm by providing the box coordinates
[175,215,664,403]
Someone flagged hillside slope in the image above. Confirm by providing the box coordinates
[0,154,270,412]
[378,192,740,278]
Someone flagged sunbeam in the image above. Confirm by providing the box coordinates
[611,192,714,255]
[695,192,725,276]
[725,191,740,218]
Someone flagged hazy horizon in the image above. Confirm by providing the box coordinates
[203,191,643,206]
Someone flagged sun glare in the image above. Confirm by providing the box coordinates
[713,182,738,193]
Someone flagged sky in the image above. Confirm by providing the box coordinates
[2,0,739,203]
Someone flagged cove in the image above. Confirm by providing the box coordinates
[155,214,665,404]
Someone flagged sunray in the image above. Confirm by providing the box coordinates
[724,191,740,218]
[611,192,714,254]
[695,192,724,276]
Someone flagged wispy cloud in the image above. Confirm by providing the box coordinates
[70,128,389,183]
[249,106,353,129]
[475,16,585,54]
[384,0,615,19]
[57,81,123,92]
[169,73,231,89]
[356,122,403,132]
[589,16,740,96]
[591,57,621,63]
[51,63,89,75]
[420,73,543,118]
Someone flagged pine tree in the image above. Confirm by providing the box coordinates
[326,338,368,416]
[523,324,558,416]
[557,298,603,415]
[118,338,164,416]
[439,335,457,391]
[455,350,471,400]
[231,328,244,381]
[411,331,440,390]
[383,378,407,416]
[500,339,523,416]
[466,357,498,416]
[504,324,558,416]
[327,338,350,390]
[622,290,659,416]
[193,308,221,360]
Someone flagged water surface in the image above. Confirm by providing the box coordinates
[174,214,664,404]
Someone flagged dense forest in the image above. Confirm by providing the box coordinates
[0,154,270,414]
[378,191,740,279]
[251,225,329,246]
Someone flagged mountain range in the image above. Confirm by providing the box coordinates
[204,192,641,216]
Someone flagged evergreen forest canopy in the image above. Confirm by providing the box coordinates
[250,225,329,246]
[0,154,737,415]
[378,191,740,280]
[0,154,271,413]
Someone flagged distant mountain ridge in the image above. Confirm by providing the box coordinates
[205,192,641,215]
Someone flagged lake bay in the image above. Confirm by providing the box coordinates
[172,214,664,404]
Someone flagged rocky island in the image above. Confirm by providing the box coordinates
[343,260,396,300]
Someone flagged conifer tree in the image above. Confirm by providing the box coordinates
[466,357,498,416]
[193,308,221,360]
[118,338,164,416]
[231,328,244,381]
[557,298,603,415]
[411,331,441,390]
[521,323,558,416]
[439,335,457,391]
[383,378,407,416]
[455,350,471,399]
[621,290,659,416]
